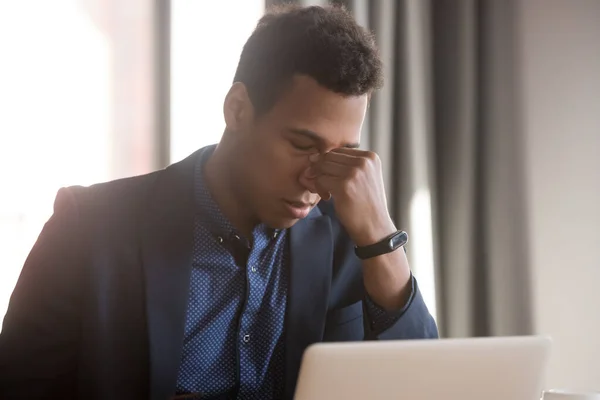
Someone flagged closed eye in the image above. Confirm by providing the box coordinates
[290,141,315,151]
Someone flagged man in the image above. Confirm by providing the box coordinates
[0,4,437,400]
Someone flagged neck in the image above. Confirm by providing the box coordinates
[203,141,258,237]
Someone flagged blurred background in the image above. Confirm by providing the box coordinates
[0,0,598,391]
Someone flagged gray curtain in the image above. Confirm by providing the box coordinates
[270,0,533,338]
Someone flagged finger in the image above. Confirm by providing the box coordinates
[330,147,370,157]
[301,170,319,194]
[312,160,348,178]
[330,148,378,166]
[318,150,362,167]
[314,178,331,200]
[301,168,331,199]
[315,175,344,201]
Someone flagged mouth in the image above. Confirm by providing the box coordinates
[282,199,314,219]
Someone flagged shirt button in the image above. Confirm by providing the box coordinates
[217,236,224,244]
[234,234,241,241]
[272,231,278,239]
[251,266,257,273]
[243,334,251,343]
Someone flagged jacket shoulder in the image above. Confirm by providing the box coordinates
[68,170,161,204]
[63,149,202,212]
[52,170,161,220]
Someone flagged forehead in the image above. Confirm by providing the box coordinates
[263,75,368,147]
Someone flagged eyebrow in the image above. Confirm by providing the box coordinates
[287,128,361,149]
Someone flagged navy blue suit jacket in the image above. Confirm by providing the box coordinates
[0,147,438,400]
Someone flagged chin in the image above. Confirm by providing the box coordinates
[264,216,300,230]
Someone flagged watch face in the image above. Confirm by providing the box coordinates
[390,231,408,249]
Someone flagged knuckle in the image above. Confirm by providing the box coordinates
[366,151,379,162]
[342,180,356,196]
[356,157,368,169]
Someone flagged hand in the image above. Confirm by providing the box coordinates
[303,148,412,310]
[302,148,396,246]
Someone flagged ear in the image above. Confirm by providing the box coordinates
[223,82,254,133]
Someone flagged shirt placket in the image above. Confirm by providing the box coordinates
[236,230,270,397]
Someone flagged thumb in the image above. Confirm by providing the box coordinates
[299,167,318,194]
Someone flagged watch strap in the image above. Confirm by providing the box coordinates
[354,230,408,260]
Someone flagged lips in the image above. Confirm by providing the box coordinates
[283,200,313,219]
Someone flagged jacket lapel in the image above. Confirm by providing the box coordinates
[141,149,204,400]
[284,207,333,399]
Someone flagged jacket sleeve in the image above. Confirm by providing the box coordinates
[363,276,439,340]
[0,188,83,399]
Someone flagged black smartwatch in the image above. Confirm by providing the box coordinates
[354,230,408,260]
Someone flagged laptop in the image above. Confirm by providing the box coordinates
[294,335,551,400]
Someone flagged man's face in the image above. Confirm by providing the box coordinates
[226,75,368,229]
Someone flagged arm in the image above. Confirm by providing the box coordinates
[363,275,438,340]
[355,223,412,311]
[306,148,438,340]
[358,226,438,339]
[0,188,83,399]
[357,224,438,340]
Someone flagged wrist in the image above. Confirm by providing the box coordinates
[351,218,397,247]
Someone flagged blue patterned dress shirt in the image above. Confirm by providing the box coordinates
[175,150,413,399]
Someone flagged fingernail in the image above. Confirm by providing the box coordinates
[309,153,320,162]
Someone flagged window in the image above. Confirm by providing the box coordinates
[0,1,111,328]
[170,0,265,162]
[0,0,158,330]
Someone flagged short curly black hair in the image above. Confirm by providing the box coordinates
[233,4,384,115]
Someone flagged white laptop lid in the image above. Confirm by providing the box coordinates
[294,335,551,400]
